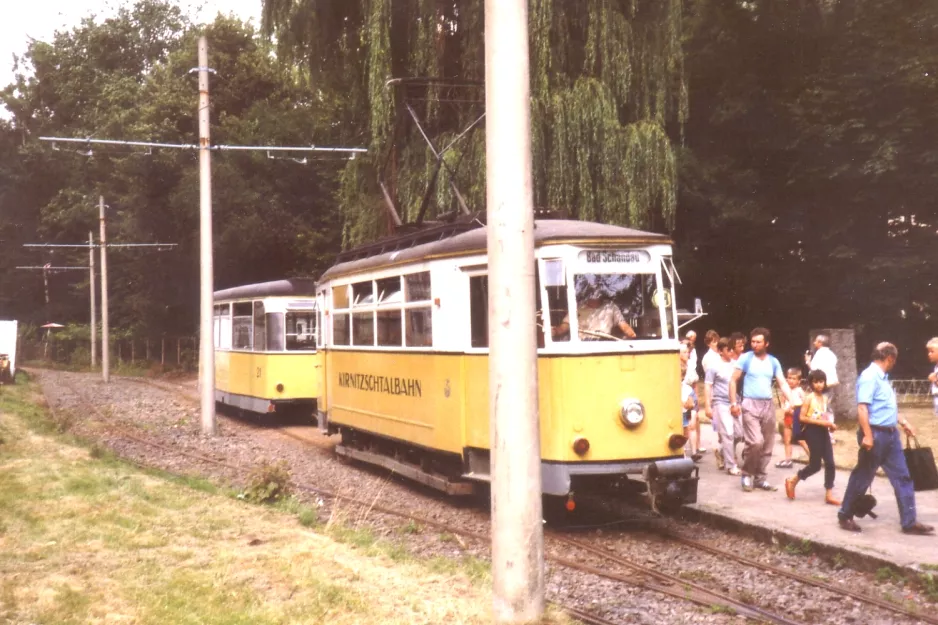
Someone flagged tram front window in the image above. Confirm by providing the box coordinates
[553,273,662,341]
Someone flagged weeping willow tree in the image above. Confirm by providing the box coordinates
[263,0,686,245]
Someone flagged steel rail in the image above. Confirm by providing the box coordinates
[548,534,805,625]
[657,528,938,625]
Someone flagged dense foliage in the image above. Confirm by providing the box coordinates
[263,0,685,241]
[1,0,937,374]
[0,1,343,336]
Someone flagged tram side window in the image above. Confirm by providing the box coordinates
[333,314,350,345]
[232,302,253,349]
[214,304,232,349]
[469,275,488,348]
[351,279,375,346]
[377,276,403,347]
[406,309,432,347]
[222,307,232,349]
[404,272,431,301]
[267,313,285,351]
[377,310,402,346]
[253,301,267,351]
[377,276,403,304]
[404,271,432,347]
[213,305,223,348]
[286,312,317,350]
[332,285,350,345]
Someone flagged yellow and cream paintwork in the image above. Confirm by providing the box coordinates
[317,221,692,496]
[214,287,322,414]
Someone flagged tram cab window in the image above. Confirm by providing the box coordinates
[267,313,285,351]
[660,260,677,340]
[232,302,253,349]
[286,312,316,350]
[567,273,661,340]
[253,301,267,351]
[542,259,569,343]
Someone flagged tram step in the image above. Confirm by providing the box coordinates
[335,445,475,496]
[460,472,491,483]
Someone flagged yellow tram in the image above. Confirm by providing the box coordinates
[315,220,698,508]
[213,279,322,415]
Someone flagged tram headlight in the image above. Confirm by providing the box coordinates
[619,398,645,428]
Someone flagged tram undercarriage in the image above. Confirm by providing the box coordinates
[333,426,699,512]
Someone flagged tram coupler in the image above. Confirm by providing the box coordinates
[643,458,699,513]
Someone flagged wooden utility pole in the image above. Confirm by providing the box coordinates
[89,231,96,368]
[484,0,544,622]
[99,196,110,382]
[197,36,217,435]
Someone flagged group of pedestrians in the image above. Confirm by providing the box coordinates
[683,329,936,536]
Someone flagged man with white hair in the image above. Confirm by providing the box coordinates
[806,334,839,390]
[807,334,839,433]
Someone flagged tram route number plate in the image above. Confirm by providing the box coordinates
[580,250,650,264]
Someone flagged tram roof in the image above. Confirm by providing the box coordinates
[320,219,671,281]
[214,278,318,301]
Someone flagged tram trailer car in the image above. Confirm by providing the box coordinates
[0,320,18,383]
[213,279,322,417]
[316,220,698,510]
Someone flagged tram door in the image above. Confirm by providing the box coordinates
[316,289,329,432]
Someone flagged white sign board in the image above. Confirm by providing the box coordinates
[0,320,18,380]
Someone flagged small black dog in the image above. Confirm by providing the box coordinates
[853,492,878,519]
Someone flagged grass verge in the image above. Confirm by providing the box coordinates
[0,375,505,625]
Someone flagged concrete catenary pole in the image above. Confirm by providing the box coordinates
[89,231,96,368]
[197,36,216,435]
[484,0,544,622]
[99,196,109,382]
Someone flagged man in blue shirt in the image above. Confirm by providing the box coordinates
[729,327,795,492]
[838,342,934,535]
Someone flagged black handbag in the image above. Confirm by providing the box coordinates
[904,435,938,492]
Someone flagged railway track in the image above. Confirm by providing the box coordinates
[46,371,938,625]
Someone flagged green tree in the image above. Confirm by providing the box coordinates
[262,0,687,244]
[1,1,343,335]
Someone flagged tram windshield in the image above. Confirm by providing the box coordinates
[548,272,666,342]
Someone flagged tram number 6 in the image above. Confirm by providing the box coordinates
[255,367,262,379]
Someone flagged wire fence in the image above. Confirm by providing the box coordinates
[20,337,198,372]
[891,379,934,405]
